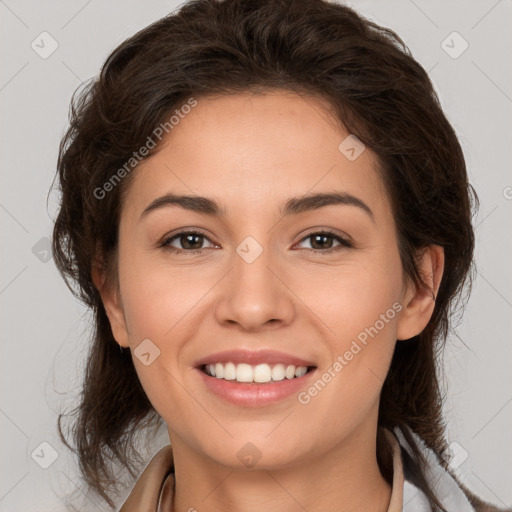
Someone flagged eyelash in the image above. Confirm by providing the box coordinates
[159,229,353,255]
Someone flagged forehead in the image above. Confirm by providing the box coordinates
[121,91,389,221]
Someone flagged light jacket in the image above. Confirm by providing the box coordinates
[118,427,506,511]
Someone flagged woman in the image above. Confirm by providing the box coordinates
[51,0,508,510]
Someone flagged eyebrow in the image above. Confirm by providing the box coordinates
[140,191,375,223]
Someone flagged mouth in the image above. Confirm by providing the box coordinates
[192,349,318,406]
[198,362,317,384]
[195,362,318,407]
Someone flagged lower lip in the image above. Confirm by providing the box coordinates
[195,367,318,407]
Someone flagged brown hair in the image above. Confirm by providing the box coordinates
[51,0,490,509]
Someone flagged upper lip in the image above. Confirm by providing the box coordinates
[194,349,317,368]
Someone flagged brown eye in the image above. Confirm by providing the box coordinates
[161,230,215,254]
[296,231,353,252]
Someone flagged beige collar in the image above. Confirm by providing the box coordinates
[120,429,405,512]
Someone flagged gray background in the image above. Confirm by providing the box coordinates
[1,0,511,510]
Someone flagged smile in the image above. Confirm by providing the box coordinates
[196,364,318,407]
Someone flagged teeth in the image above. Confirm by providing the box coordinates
[214,363,224,379]
[205,363,310,383]
[223,362,236,380]
[285,365,296,379]
[237,363,253,382]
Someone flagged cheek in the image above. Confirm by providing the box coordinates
[115,251,215,414]
[117,246,202,342]
[302,248,403,406]
[299,246,403,342]
[295,290,401,439]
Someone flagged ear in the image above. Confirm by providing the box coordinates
[91,263,130,348]
[396,245,444,341]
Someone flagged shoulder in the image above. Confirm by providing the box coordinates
[119,444,174,512]
[391,426,510,512]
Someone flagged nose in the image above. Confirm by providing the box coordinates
[214,238,296,332]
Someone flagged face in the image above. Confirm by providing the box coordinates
[99,90,441,470]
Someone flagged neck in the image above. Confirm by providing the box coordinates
[169,421,393,512]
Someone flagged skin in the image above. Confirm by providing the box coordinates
[94,90,444,512]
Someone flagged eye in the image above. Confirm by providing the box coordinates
[294,230,353,253]
[160,230,216,254]
[159,228,353,255]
